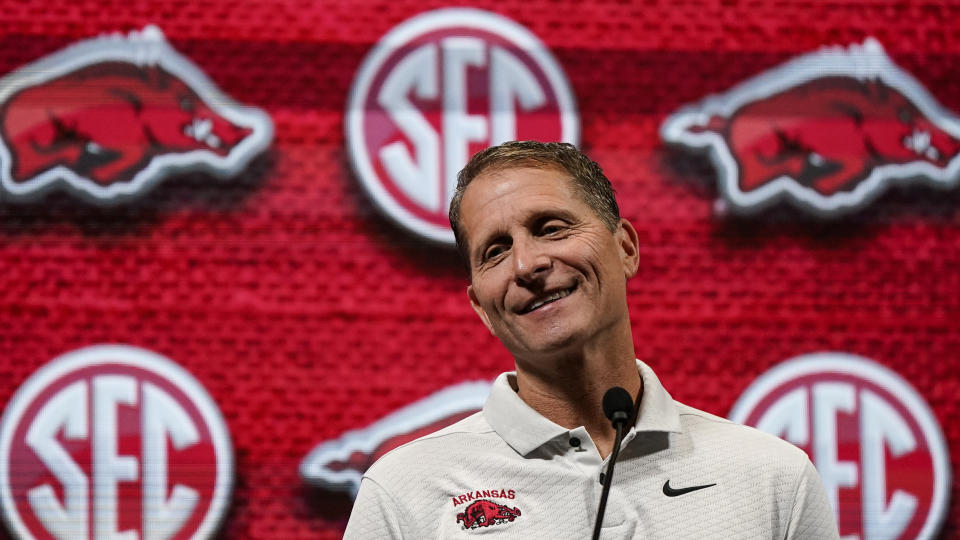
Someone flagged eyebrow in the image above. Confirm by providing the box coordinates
[470,207,579,262]
[472,228,509,264]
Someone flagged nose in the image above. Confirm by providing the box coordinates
[513,236,550,285]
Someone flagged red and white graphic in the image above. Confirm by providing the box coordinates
[451,488,515,507]
[0,25,273,203]
[456,500,521,530]
[345,8,579,244]
[300,380,490,496]
[661,39,960,216]
[729,353,950,540]
[0,345,233,540]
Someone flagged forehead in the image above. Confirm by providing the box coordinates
[459,166,590,238]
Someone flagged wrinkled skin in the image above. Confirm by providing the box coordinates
[460,167,640,371]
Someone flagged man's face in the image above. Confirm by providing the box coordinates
[461,166,639,361]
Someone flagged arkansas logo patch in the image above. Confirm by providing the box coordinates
[0,25,273,203]
[456,499,521,530]
[661,38,960,216]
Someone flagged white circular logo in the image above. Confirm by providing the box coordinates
[729,352,950,539]
[0,345,233,540]
[346,7,579,244]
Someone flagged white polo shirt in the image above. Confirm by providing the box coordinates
[344,361,839,539]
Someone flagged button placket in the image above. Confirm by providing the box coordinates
[563,427,601,474]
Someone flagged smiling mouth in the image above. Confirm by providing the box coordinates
[520,285,577,314]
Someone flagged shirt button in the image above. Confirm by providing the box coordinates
[569,437,581,448]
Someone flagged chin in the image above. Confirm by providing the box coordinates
[514,330,585,359]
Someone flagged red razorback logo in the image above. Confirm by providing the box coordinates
[299,380,491,496]
[0,25,272,203]
[661,38,960,216]
[456,500,521,530]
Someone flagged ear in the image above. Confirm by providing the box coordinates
[467,284,496,335]
[615,218,640,278]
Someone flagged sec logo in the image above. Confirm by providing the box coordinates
[729,353,950,540]
[346,8,579,244]
[0,345,232,540]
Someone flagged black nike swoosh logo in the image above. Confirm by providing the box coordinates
[662,480,716,497]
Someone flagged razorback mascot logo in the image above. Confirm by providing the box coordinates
[661,38,960,216]
[300,380,490,496]
[0,25,272,203]
[456,500,521,529]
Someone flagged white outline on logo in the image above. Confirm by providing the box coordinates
[0,25,273,204]
[0,344,234,540]
[345,8,579,245]
[661,38,960,216]
[300,380,491,497]
[729,352,950,540]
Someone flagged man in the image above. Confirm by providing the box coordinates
[344,141,838,538]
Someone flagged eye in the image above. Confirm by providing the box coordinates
[897,107,913,124]
[180,95,195,112]
[483,244,508,262]
[538,220,567,236]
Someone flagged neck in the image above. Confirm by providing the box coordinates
[513,334,641,459]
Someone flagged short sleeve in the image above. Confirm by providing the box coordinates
[786,458,841,539]
[343,477,407,540]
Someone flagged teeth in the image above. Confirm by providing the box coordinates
[194,118,213,140]
[525,287,573,313]
[904,129,932,155]
[185,118,214,143]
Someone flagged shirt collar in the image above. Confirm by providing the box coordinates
[483,360,684,456]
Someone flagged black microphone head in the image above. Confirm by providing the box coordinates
[602,387,634,425]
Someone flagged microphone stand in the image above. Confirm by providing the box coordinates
[591,411,628,540]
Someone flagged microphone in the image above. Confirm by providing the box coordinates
[592,387,634,540]
[602,387,633,427]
